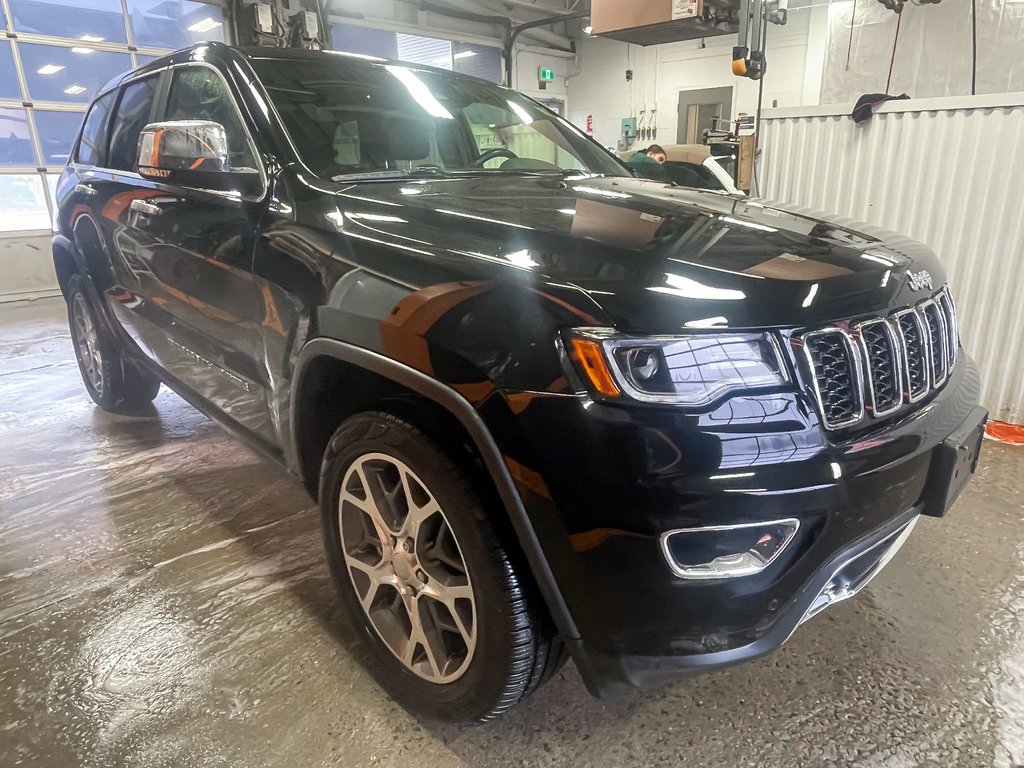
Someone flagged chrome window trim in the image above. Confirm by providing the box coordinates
[852,318,904,418]
[891,307,931,403]
[919,298,949,389]
[798,326,865,430]
[659,517,801,580]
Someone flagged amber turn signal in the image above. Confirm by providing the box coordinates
[570,337,621,397]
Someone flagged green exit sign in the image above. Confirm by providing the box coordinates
[538,67,555,82]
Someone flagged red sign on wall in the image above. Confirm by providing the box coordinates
[585,114,594,134]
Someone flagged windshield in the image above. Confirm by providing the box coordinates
[250,55,629,181]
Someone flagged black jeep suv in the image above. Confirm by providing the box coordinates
[53,42,987,723]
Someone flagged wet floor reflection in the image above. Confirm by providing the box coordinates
[1,298,1022,767]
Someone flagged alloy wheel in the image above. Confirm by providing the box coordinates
[71,292,103,394]
[338,452,477,684]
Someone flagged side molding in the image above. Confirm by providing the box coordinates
[292,337,580,641]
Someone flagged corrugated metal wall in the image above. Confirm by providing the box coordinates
[758,95,1024,424]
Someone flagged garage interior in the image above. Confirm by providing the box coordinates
[1,0,1023,765]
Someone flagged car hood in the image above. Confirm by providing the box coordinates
[330,174,945,333]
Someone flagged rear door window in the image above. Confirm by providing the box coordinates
[75,91,115,166]
[108,74,160,172]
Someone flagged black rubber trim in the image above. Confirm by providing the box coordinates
[291,338,581,643]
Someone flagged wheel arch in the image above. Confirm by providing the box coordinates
[290,337,580,642]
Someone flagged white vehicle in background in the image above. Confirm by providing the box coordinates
[620,144,743,195]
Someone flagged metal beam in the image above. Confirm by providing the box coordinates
[424,0,575,49]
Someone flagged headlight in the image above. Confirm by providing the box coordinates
[568,328,789,406]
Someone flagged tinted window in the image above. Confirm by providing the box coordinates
[127,0,225,48]
[74,92,115,166]
[664,161,726,191]
[165,67,256,170]
[0,42,21,100]
[108,75,158,171]
[35,110,87,167]
[19,43,132,104]
[8,0,128,43]
[251,57,627,181]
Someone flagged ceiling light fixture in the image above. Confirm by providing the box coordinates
[71,47,95,55]
[37,64,64,75]
[188,16,221,33]
[453,50,477,60]
[80,34,104,42]
[64,84,86,95]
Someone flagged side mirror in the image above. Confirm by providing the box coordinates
[137,120,259,194]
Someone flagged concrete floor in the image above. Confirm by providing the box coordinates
[1,298,1023,768]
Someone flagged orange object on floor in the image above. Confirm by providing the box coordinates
[985,421,1024,445]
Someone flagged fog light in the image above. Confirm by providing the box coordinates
[660,519,800,579]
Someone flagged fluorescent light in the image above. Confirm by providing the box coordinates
[188,16,221,33]
[802,283,819,308]
[453,50,477,60]
[506,99,534,125]
[386,66,453,119]
[37,64,64,75]
[79,34,104,42]
[346,212,406,223]
[505,249,539,269]
[64,85,86,95]
[720,215,777,232]
[649,273,746,301]
[71,47,95,55]
[572,185,631,200]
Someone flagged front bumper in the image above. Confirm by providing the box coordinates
[501,356,986,697]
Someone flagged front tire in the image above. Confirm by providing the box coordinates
[67,274,159,413]
[319,411,564,722]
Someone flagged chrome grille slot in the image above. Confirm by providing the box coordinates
[798,287,959,431]
[920,300,948,387]
[937,289,959,365]
[802,329,863,429]
[894,309,930,402]
[857,320,901,416]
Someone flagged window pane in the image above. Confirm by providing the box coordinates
[75,91,115,165]
[453,43,502,84]
[0,108,36,166]
[46,173,60,230]
[330,24,397,59]
[108,74,159,171]
[135,54,161,66]
[34,110,85,166]
[20,43,131,103]
[8,0,127,43]
[396,34,452,69]
[127,0,225,49]
[166,67,255,169]
[0,175,51,232]
[0,42,21,100]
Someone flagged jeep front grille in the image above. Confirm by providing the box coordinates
[799,288,959,430]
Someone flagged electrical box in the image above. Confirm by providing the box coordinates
[621,117,638,139]
[591,0,737,46]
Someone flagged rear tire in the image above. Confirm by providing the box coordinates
[319,411,564,722]
[67,274,160,413]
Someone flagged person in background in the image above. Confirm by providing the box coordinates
[627,144,667,179]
